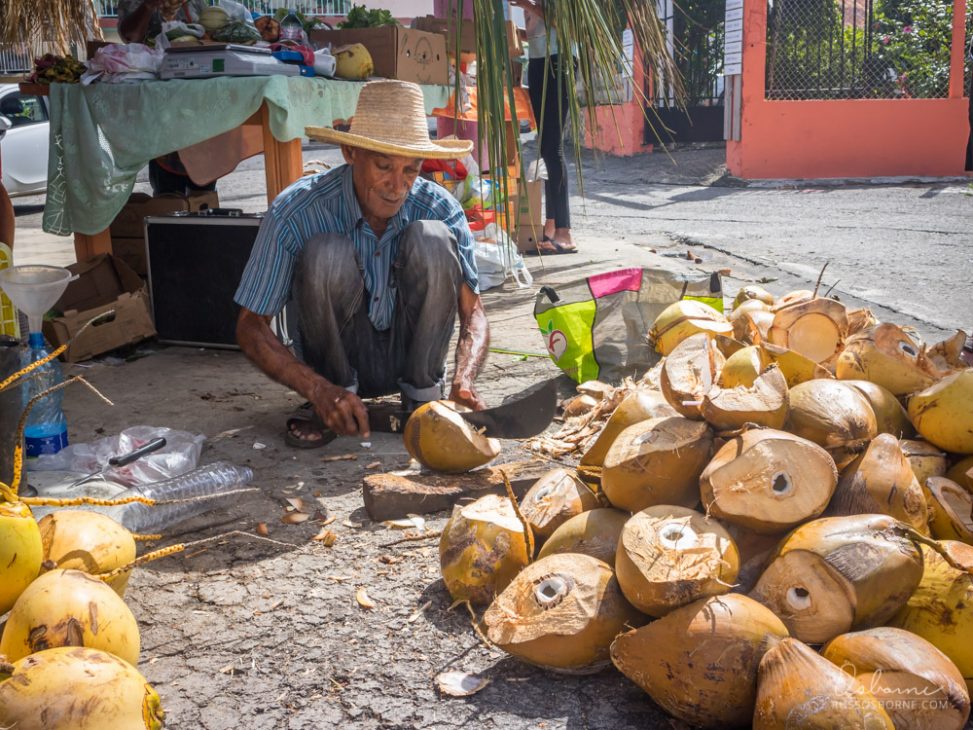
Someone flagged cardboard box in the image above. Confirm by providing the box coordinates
[515,178,544,253]
[43,255,156,363]
[309,27,448,85]
[109,191,219,276]
[413,17,522,58]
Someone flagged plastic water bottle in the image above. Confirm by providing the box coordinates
[22,332,68,457]
[279,8,307,44]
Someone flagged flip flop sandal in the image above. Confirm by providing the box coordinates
[523,235,579,256]
[285,402,337,449]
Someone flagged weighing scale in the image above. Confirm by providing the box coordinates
[160,44,300,80]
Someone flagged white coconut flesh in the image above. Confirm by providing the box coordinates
[661,333,723,416]
[702,366,789,431]
[460,493,524,533]
[703,437,837,533]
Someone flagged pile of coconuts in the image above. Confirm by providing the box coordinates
[434,285,973,729]
[0,506,166,728]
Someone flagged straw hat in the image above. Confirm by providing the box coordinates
[306,80,473,160]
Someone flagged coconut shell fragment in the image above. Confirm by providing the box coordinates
[611,593,789,728]
[767,297,849,366]
[754,637,893,729]
[700,429,837,534]
[615,505,739,617]
[536,508,629,564]
[483,553,643,672]
[520,468,600,541]
[837,323,936,396]
[403,400,501,473]
[922,477,973,543]
[900,439,948,486]
[649,300,732,356]
[908,369,973,455]
[660,332,725,418]
[700,364,789,431]
[580,389,677,467]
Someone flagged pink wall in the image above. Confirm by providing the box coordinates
[727,0,970,179]
[584,42,653,156]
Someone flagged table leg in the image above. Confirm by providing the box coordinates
[260,105,303,205]
[74,229,112,262]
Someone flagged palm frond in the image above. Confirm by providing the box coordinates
[1,0,103,57]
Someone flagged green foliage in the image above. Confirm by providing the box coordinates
[272,8,330,34]
[872,0,959,97]
[337,5,398,29]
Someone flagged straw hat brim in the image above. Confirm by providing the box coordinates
[305,126,473,160]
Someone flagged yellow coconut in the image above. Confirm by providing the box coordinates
[760,343,834,386]
[601,417,713,513]
[720,345,771,388]
[700,429,837,534]
[438,493,530,606]
[741,309,776,345]
[0,646,165,730]
[843,379,915,439]
[38,511,137,596]
[888,541,973,694]
[908,369,973,454]
[611,593,789,728]
[822,627,971,730]
[649,300,732,356]
[754,637,894,729]
[334,43,374,80]
[520,468,600,541]
[0,501,42,616]
[922,477,973,544]
[837,324,936,396]
[768,297,849,366]
[536,508,629,564]
[730,300,772,340]
[946,456,973,491]
[659,332,725,418]
[750,514,924,644]
[0,569,140,665]
[700,364,789,431]
[733,285,776,309]
[770,289,814,310]
[900,439,949,486]
[924,330,969,378]
[829,433,928,534]
[580,389,677,467]
[615,505,739,617]
[403,400,501,473]
[785,379,878,468]
[483,553,644,672]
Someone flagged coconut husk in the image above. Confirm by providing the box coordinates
[649,300,733,356]
[700,429,837,534]
[899,439,948,486]
[701,365,789,431]
[946,456,973,491]
[526,381,632,459]
[733,285,776,309]
[536,508,629,564]
[846,307,878,336]
[822,627,971,730]
[785,380,877,468]
[768,297,850,367]
[725,523,788,593]
[730,300,772,341]
[922,477,973,543]
[923,330,969,378]
[760,343,834,386]
[483,553,644,672]
[843,380,915,439]
[0,502,42,617]
[770,290,814,311]
[720,345,771,388]
[889,541,973,695]
[580,389,677,467]
[828,433,929,534]
[561,394,600,418]
[750,515,924,644]
[614,505,739,617]
[754,638,894,729]
[601,417,713,512]
[908,370,973,455]
[836,324,936,396]
[403,400,500,473]
[520,468,600,541]
[611,594,788,728]
[660,332,725,418]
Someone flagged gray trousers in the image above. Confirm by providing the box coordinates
[292,220,462,403]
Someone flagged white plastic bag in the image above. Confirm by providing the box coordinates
[218,0,257,26]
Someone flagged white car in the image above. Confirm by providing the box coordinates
[0,83,50,197]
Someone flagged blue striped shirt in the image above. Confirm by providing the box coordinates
[234,165,479,331]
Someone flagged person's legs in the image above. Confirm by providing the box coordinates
[148,158,190,196]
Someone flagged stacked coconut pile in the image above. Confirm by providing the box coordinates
[433,286,973,729]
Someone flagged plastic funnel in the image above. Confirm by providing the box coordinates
[0,265,74,335]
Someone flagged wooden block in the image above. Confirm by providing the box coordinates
[362,460,553,522]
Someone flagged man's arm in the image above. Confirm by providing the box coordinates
[236,308,370,436]
[449,284,489,410]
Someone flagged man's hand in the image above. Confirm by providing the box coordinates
[311,382,371,437]
[450,380,485,411]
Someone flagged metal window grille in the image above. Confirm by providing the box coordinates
[0,43,32,74]
[766,0,960,99]
[93,0,352,16]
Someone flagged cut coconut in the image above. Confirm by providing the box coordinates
[889,541,973,695]
[822,627,971,730]
[922,477,973,543]
[483,553,643,672]
[614,505,739,617]
[733,285,776,309]
[846,307,878,336]
[754,638,893,729]
[768,297,849,366]
[785,379,877,468]
[562,394,600,418]
[649,300,733,356]
[900,439,948,486]
[701,364,789,431]
[700,429,837,534]
[770,289,814,311]
[829,433,928,534]
[837,324,936,396]
[611,594,789,728]
[38,510,137,596]
[843,379,915,439]
[760,343,834,386]
[750,514,924,644]
[580,389,677,467]
[720,345,771,388]
[924,330,969,378]
[660,332,725,418]
[438,494,531,606]
[601,417,713,513]
[946,456,973,491]
[908,370,973,455]
[403,400,501,473]
[730,300,771,341]
[520,468,600,541]
[536,508,630,564]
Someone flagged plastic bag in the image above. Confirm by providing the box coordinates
[534,267,724,383]
[474,227,532,291]
[218,0,257,26]
[80,43,164,85]
[29,426,206,486]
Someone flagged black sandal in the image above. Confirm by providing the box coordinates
[284,402,337,449]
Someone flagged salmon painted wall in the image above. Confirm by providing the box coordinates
[584,43,653,156]
[727,0,969,179]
